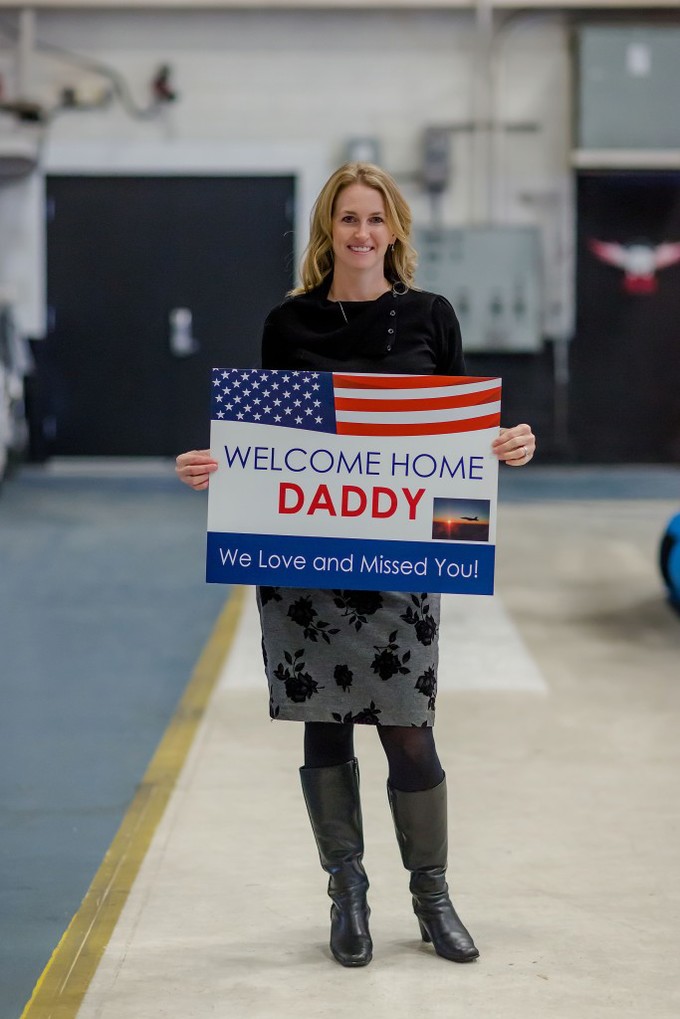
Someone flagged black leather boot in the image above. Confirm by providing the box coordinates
[300,759,372,967]
[387,776,479,963]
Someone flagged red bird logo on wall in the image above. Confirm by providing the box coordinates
[588,239,680,294]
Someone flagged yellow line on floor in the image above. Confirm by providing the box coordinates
[20,586,246,1019]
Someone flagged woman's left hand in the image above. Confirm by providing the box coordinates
[491,424,536,467]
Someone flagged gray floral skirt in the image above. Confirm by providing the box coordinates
[256,587,440,727]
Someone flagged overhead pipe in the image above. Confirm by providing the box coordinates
[17,8,36,100]
[471,0,495,225]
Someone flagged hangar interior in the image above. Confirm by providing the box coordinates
[0,3,679,1018]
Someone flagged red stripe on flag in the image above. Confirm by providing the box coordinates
[333,373,497,390]
[336,412,501,437]
[335,386,501,413]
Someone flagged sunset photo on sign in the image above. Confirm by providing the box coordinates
[432,498,491,542]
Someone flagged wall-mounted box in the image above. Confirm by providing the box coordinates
[577,26,680,150]
[413,226,543,353]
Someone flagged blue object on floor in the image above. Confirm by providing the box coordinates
[659,512,680,609]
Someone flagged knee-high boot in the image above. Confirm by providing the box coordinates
[387,776,479,963]
[299,758,372,967]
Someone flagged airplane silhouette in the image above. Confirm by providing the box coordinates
[461,515,479,521]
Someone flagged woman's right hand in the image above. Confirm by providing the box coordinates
[175,449,218,491]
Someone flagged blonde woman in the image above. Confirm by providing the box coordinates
[177,163,535,968]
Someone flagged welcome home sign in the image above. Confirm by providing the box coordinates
[206,368,501,594]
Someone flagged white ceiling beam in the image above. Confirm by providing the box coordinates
[0,1,678,11]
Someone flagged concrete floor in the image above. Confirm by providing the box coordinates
[70,488,680,1019]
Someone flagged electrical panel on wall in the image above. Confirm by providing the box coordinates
[413,227,543,353]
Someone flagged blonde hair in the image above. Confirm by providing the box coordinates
[290,162,417,295]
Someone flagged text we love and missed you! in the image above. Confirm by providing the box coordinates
[206,368,502,595]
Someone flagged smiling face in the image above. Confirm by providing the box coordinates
[330,183,396,285]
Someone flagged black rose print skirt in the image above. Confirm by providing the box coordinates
[256,587,441,726]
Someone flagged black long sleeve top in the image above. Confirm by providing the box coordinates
[260,278,466,377]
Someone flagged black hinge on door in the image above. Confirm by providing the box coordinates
[47,306,56,333]
[46,196,56,223]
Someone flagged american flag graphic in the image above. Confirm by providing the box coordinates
[211,368,501,437]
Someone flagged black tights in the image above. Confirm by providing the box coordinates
[303,721,444,793]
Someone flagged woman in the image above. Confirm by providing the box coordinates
[176,163,535,969]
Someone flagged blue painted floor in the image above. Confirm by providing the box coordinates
[498,463,680,502]
[0,465,226,1019]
